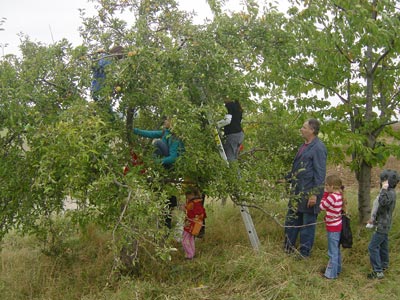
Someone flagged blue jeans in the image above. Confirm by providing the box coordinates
[284,209,317,257]
[324,231,341,278]
[153,139,169,157]
[368,231,389,272]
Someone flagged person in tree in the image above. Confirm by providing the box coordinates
[133,116,185,229]
[217,97,244,161]
[367,169,399,279]
[282,118,327,258]
[181,186,206,260]
[91,45,124,112]
[133,117,184,169]
[319,174,344,279]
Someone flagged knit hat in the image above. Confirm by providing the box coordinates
[380,169,399,188]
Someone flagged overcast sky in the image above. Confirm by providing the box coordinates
[0,0,234,56]
[1,0,288,56]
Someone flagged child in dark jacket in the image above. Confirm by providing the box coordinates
[181,186,206,260]
[367,169,399,279]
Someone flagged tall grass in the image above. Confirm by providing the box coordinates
[1,187,399,300]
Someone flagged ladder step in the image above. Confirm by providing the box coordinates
[240,204,260,251]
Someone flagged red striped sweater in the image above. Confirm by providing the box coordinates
[319,192,343,232]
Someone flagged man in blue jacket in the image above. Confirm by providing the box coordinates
[283,118,327,258]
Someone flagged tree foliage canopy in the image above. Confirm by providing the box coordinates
[1,0,399,267]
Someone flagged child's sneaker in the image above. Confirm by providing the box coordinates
[367,271,384,279]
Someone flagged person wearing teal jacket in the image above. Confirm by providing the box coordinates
[133,117,184,228]
[133,118,184,168]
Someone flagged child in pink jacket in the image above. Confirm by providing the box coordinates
[182,186,206,260]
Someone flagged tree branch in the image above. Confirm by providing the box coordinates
[113,178,129,188]
[371,120,399,138]
[389,88,400,108]
[333,3,346,12]
[41,78,68,92]
[229,195,325,228]
[335,43,353,64]
[92,53,127,62]
[371,46,392,75]
[299,76,348,104]
[239,147,268,157]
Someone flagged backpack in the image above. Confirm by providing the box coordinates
[340,212,353,248]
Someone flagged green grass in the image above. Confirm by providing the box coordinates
[1,188,400,300]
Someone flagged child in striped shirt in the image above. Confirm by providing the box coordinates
[319,174,344,279]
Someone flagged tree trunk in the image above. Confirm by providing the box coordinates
[119,238,140,276]
[357,160,372,224]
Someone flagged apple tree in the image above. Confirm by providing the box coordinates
[1,0,307,276]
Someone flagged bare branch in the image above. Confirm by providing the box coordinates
[229,195,326,228]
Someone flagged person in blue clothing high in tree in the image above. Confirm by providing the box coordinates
[91,45,124,114]
[133,116,185,229]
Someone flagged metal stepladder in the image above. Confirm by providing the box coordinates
[211,123,261,251]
